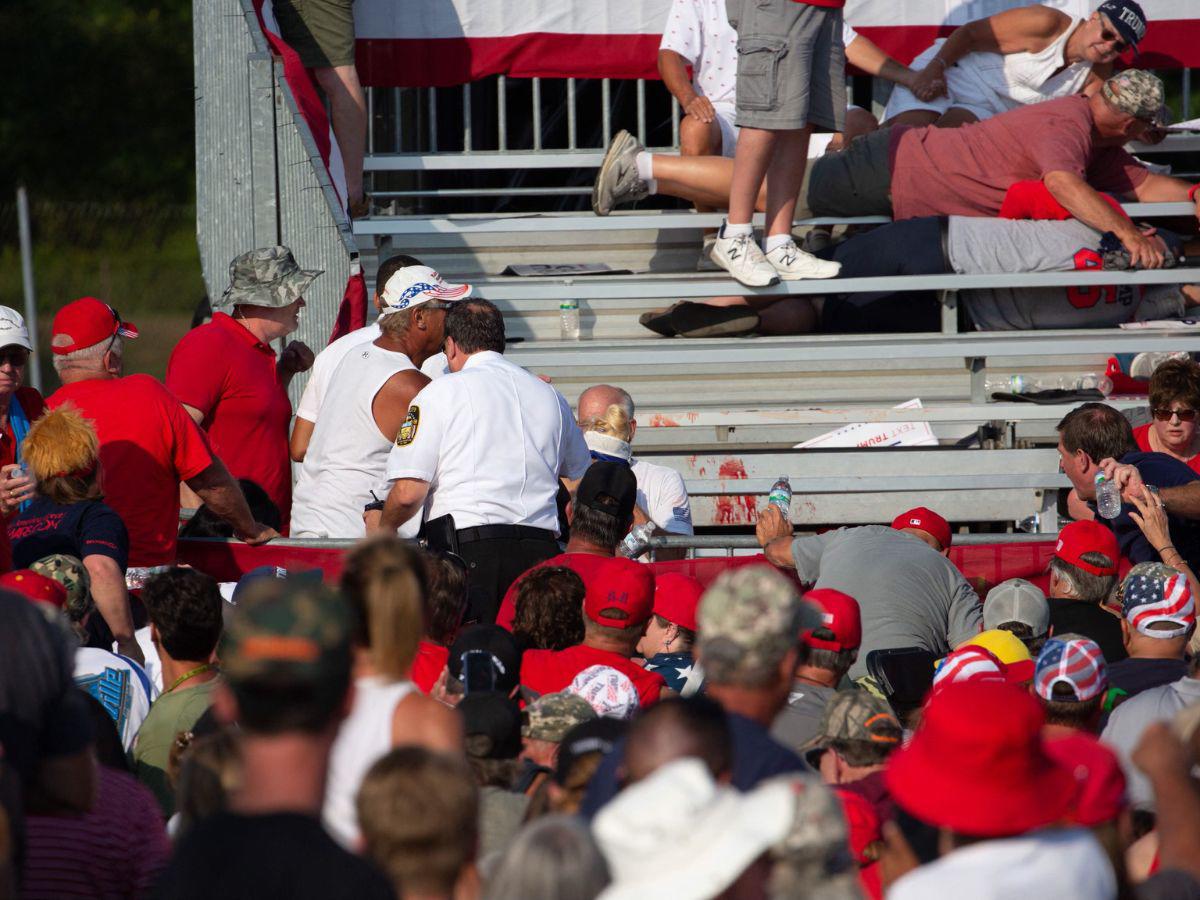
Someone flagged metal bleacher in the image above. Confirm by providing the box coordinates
[353,78,1200,532]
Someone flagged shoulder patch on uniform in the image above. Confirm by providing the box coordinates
[395,405,420,447]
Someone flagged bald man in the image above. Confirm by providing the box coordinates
[577,386,693,560]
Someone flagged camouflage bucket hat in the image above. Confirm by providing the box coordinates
[1102,69,1165,122]
[30,554,92,619]
[219,575,352,695]
[522,691,598,742]
[697,566,821,685]
[800,691,903,767]
[217,245,323,310]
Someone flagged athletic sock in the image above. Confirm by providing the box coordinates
[646,178,658,195]
[764,233,794,254]
[720,221,753,239]
[634,151,654,181]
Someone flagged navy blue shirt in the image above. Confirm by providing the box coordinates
[579,711,806,819]
[9,497,129,570]
[1115,452,1200,570]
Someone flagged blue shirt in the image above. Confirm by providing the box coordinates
[579,710,806,819]
[9,496,130,570]
[1115,452,1200,569]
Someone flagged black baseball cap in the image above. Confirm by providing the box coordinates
[448,624,522,694]
[553,716,629,786]
[458,691,521,760]
[575,460,637,524]
[1097,0,1147,50]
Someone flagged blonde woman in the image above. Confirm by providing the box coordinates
[322,536,462,847]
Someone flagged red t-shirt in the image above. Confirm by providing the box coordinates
[410,639,450,694]
[48,375,214,567]
[889,95,1149,221]
[0,386,45,571]
[166,313,294,527]
[520,644,665,708]
[496,552,616,631]
[1133,422,1200,474]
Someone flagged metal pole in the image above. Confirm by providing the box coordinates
[16,186,40,391]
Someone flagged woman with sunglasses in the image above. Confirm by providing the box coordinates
[1134,358,1200,474]
[0,307,45,570]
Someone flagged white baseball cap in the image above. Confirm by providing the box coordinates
[0,307,33,351]
[379,265,471,318]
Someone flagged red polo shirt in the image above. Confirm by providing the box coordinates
[520,645,665,708]
[0,386,46,571]
[48,375,213,567]
[496,552,614,631]
[166,313,293,527]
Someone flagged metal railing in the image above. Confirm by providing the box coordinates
[194,0,358,398]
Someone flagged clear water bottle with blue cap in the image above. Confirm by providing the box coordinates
[1094,472,1122,520]
[767,475,792,516]
[560,299,580,340]
[619,522,655,559]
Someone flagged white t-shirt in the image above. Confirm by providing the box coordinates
[889,828,1115,899]
[630,457,694,535]
[132,625,163,692]
[74,647,158,751]
[386,351,592,533]
[659,0,737,113]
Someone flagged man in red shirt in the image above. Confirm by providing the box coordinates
[168,247,319,528]
[520,556,667,708]
[496,461,637,630]
[47,297,276,567]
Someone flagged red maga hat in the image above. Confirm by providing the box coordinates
[801,588,862,652]
[1044,733,1127,828]
[891,507,952,550]
[51,297,139,356]
[0,570,67,609]
[886,681,1075,837]
[1054,520,1119,576]
[652,572,703,632]
[583,557,655,628]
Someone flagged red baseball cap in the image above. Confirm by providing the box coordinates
[801,588,862,652]
[1044,733,1127,827]
[0,570,67,609]
[583,557,655,628]
[1053,520,1120,576]
[652,573,703,632]
[891,507,952,550]
[51,297,140,356]
[885,681,1076,837]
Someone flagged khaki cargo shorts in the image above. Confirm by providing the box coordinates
[272,0,356,69]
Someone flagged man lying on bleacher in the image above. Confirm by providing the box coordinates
[637,182,1197,336]
[595,69,1196,271]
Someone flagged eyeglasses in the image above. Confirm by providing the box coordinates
[1152,408,1198,422]
[0,349,29,367]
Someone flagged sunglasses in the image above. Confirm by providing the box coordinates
[1152,408,1198,422]
[1098,18,1130,52]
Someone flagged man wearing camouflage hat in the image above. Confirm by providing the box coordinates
[518,691,597,797]
[168,246,322,528]
[156,575,394,898]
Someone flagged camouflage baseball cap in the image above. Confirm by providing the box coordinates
[217,246,323,310]
[30,554,92,619]
[767,775,860,900]
[219,575,352,697]
[521,691,598,742]
[1102,70,1165,122]
[697,566,821,686]
[800,691,903,767]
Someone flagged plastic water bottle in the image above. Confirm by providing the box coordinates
[559,299,580,340]
[125,565,172,591]
[619,522,655,559]
[984,373,1113,396]
[1094,472,1122,520]
[767,475,792,516]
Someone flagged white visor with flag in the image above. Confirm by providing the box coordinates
[379,265,472,317]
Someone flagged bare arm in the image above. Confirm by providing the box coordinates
[372,370,430,441]
[185,459,278,544]
[756,506,796,568]
[178,404,207,509]
[289,416,315,463]
[845,33,917,90]
[1127,491,1200,605]
[378,478,430,533]
[1098,459,1200,519]
[933,5,1067,66]
[1043,169,1164,267]
[657,49,714,124]
[1132,171,1200,223]
[83,555,140,663]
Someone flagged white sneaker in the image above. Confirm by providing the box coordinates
[712,232,779,287]
[765,238,841,280]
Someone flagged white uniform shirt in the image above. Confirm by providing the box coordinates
[386,351,591,533]
[630,457,694,535]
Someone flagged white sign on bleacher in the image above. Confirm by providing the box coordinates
[795,399,939,449]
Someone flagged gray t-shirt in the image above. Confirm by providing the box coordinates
[946,216,1188,330]
[1101,675,1200,811]
[789,526,983,679]
[771,682,838,756]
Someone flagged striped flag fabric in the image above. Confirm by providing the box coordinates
[1034,637,1108,702]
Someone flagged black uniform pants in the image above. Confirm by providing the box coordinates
[456,528,560,625]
